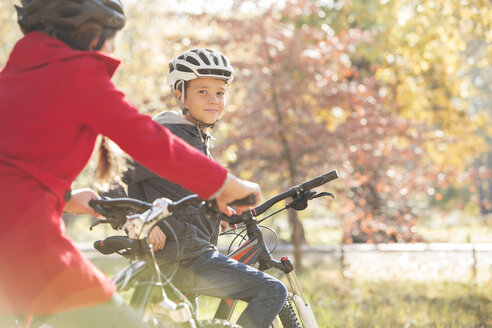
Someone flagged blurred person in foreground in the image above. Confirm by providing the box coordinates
[0,1,260,327]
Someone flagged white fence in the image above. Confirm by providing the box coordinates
[77,242,492,282]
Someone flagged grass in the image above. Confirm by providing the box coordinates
[195,266,492,327]
[91,254,492,327]
[66,211,492,327]
[86,242,492,327]
[304,269,491,328]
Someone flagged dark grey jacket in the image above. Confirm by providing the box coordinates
[122,111,220,263]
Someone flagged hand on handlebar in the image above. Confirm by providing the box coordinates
[216,173,261,215]
[148,226,166,251]
[221,220,237,232]
[64,188,101,217]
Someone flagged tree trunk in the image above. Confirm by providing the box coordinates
[288,208,307,271]
[269,64,307,270]
[475,154,491,215]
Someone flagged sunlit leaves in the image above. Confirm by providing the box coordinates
[1,0,490,243]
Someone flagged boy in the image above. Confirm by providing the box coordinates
[123,49,287,328]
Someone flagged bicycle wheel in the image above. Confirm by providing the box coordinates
[153,318,241,328]
[196,319,242,327]
[277,300,301,328]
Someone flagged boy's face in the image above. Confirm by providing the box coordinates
[178,78,227,125]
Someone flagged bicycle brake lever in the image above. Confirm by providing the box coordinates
[312,192,335,199]
[287,191,316,211]
[89,219,111,231]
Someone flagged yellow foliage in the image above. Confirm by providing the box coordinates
[371,0,492,173]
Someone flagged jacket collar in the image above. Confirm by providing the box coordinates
[153,110,215,141]
[2,31,120,76]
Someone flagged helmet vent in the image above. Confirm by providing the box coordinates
[176,64,193,73]
[104,0,125,14]
[60,8,79,18]
[197,68,232,77]
[198,52,210,65]
[186,57,200,66]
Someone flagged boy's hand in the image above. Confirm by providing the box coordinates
[221,220,237,232]
[148,226,166,251]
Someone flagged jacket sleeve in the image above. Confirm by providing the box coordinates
[74,58,227,200]
[122,160,159,185]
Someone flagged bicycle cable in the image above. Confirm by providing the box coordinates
[221,228,248,254]
[258,225,279,255]
[221,224,279,256]
[136,204,154,240]
[257,206,288,225]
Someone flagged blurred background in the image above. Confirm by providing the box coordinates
[1,0,491,326]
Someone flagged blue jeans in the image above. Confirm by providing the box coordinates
[177,250,287,328]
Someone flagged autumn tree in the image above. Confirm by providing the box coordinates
[0,1,22,60]
[175,1,440,269]
[2,0,489,255]
[329,0,492,214]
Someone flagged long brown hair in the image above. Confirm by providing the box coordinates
[93,136,129,187]
[50,21,117,51]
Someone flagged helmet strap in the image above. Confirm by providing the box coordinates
[182,107,216,129]
[94,28,108,51]
[173,81,186,110]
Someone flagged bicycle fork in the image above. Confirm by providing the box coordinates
[216,230,318,327]
[279,257,318,328]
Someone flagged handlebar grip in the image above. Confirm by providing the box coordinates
[227,214,244,225]
[252,170,338,216]
[89,198,107,217]
[88,199,97,208]
[228,194,257,207]
[299,170,339,192]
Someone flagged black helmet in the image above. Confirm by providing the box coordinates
[16,0,125,33]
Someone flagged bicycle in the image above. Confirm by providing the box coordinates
[88,194,255,328]
[208,170,338,328]
[91,169,338,327]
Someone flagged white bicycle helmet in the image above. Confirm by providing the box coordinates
[168,49,234,125]
[168,48,234,92]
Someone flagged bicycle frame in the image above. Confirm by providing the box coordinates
[214,213,318,328]
[110,238,197,326]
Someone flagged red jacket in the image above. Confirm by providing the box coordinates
[0,32,227,315]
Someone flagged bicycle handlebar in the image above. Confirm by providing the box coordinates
[89,193,256,236]
[90,170,336,254]
[252,170,338,216]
